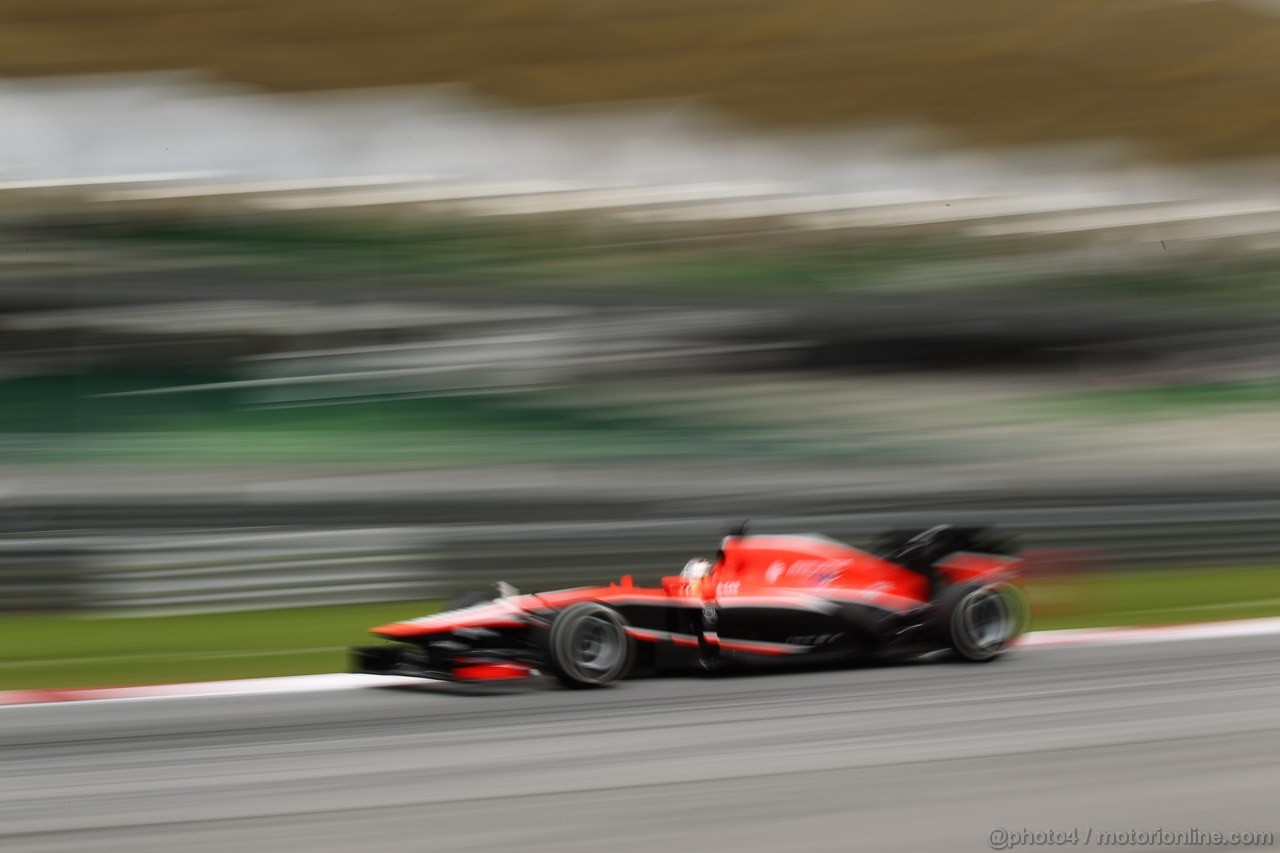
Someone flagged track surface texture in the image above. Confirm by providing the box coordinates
[2,636,1278,853]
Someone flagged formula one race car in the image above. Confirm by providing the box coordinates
[351,524,1024,688]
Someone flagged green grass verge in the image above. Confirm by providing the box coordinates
[0,600,440,691]
[1025,565,1280,631]
[2,565,1278,691]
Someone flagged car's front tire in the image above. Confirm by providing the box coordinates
[547,602,634,688]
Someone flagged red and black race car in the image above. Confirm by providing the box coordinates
[351,524,1024,688]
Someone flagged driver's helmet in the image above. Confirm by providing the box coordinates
[680,558,713,583]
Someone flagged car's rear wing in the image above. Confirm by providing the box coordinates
[871,526,1019,568]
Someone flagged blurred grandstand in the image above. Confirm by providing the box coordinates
[3,0,1280,618]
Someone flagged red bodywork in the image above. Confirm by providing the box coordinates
[365,533,1021,682]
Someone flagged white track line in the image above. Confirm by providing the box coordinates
[0,673,430,708]
[1015,615,1280,648]
[2,616,1279,708]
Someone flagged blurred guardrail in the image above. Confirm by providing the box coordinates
[0,529,438,613]
[2,501,1278,613]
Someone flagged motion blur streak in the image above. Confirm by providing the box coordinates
[3,0,1280,849]
[2,635,1277,853]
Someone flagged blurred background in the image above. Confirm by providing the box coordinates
[6,0,1280,688]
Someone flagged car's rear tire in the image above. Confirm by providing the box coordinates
[547,602,634,688]
[935,583,1016,662]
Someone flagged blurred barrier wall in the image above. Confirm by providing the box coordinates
[3,502,1279,613]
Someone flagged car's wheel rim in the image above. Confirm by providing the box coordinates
[573,616,623,675]
[957,588,1011,655]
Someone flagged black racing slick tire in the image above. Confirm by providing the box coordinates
[547,602,634,688]
[934,583,1017,662]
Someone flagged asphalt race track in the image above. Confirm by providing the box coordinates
[2,636,1278,853]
